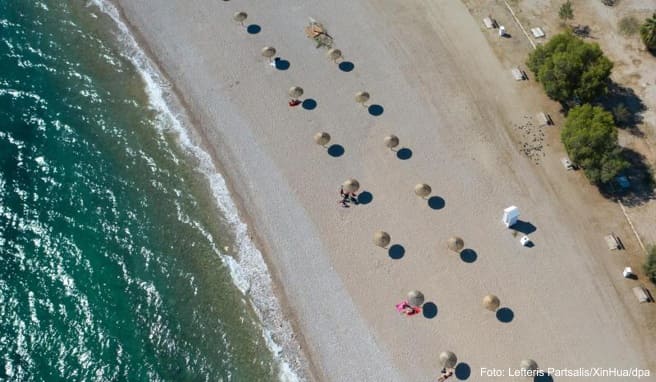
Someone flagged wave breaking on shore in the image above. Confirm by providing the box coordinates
[88,1,307,380]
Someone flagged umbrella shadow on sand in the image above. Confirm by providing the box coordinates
[459,248,477,263]
[246,24,261,34]
[355,191,373,205]
[388,244,405,260]
[496,307,514,323]
[368,104,384,116]
[302,99,317,110]
[327,144,344,157]
[396,148,413,160]
[274,57,290,70]
[455,362,471,380]
[428,196,445,210]
[338,61,355,72]
[534,373,554,382]
[422,302,438,319]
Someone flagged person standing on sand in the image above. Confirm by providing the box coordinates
[437,368,454,381]
[339,187,350,208]
[349,191,358,204]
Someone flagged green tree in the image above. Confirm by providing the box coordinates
[644,246,656,284]
[640,13,656,52]
[561,104,628,184]
[527,33,613,105]
[559,1,574,22]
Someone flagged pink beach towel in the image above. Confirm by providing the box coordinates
[395,301,421,316]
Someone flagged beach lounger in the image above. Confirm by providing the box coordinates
[511,68,526,81]
[605,234,620,250]
[531,27,545,38]
[632,286,651,303]
[520,235,531,246]
[483,17,496,29]
[536,112,552,126]
[561,157,574,170]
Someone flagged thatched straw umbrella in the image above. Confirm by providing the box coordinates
[373,231,391,248]
[519,359,538,374]
[482,294,500,311]
[326,48,342,62]
[342,178,360,193]
[407,290,425,307]
[354,91,370,106]
[288,86,304,102]
[414,183,432,198]
[233,11,248,26]
[447,236,464,253]
[439,351,458,369]
[384,135,399,150]
[261,46,277,62]
[314,132,331,147]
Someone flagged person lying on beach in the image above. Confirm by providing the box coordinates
[288,99,302,107]
[395,301,421,316]
[437,368,454,381]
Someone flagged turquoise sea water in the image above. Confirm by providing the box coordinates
[0,1,292,380]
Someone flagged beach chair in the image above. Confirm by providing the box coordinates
[632,286,651,303]
[483,17,497,29]
[531,27,545,38]
[561,157,574,170]
[536,112,551,126]
[605,234,620,250]
[520,236,531,246]
[511,67,526,81]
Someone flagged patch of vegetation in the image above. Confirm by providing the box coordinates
[601,0,617,6]
[559,1,574,22]
[561,104,628,184]
[611,103,632,126]
[527,33,613,106]
[640,13,656,53]
[644,246,656,284]
[618,16,640,36]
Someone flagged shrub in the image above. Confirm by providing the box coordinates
[561,104,628,184]
[640,13,656,52]
[527,33,613,105]
[644,246,656,284]
[559,1,574,22]
[618,16,640,36]
[601,0,617,6]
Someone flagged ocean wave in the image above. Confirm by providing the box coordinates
[87,1,305,380]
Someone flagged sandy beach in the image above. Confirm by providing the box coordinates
[111,0,654,380]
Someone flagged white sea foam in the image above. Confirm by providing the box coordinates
[88,1,305,380]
